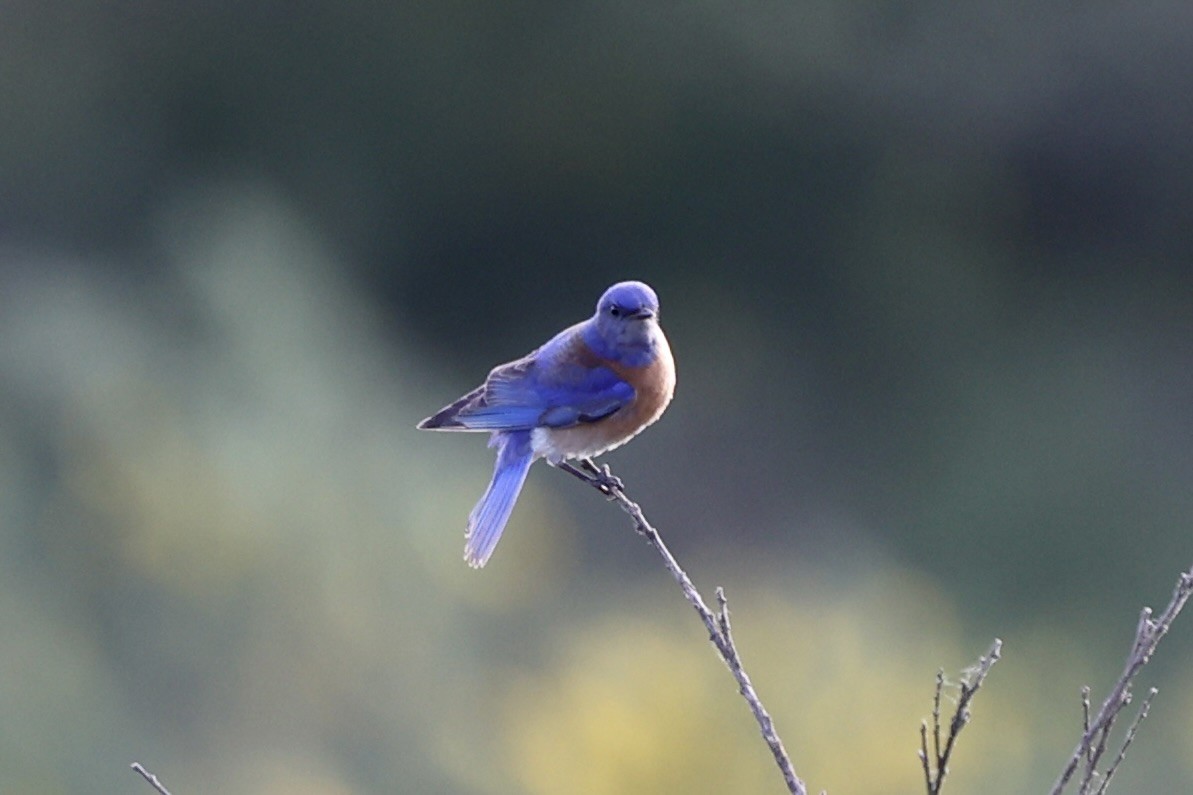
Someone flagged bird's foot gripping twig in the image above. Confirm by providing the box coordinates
[579,457,624,493]
[556,458,624,497]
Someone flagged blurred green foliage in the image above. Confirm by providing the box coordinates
[3,3,1193,793]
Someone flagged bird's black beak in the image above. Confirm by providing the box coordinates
[629,308,655,320]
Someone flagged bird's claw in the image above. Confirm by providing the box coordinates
[580,458,623,496]
[595,466,624,494]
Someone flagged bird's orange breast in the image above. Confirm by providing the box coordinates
[605,334,676,435]
[532,329,675,462]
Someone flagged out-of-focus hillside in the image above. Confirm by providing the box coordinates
[2,4,1192,793]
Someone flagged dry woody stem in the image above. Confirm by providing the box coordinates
[918,640,1002,795]
[564,460,810,795]
[131,763,174,795]
[1049,564,1193,795]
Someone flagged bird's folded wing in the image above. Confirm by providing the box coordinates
[452,360,634,431]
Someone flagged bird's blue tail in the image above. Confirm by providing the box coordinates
[465,430,534,568]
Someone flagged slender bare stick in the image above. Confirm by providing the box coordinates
[1080,686,1092,771]
[1093,687,1156,795]
[931,670,944,775]
[917,640,1002,795]
[714,586,801,792]
[918,721,933,794]
[131,763,175,795]
[563,463,809,795]
[1050,564,1193,795]
[1077,691,1123,794]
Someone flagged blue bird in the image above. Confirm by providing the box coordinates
[418,281,676,567]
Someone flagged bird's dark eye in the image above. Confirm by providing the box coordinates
[609,305,621,317]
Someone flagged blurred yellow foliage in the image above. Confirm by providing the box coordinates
[498,572,1038,795]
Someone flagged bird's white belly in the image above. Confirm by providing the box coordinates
[531,424,634,463]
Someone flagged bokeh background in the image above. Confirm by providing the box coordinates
[3,3,1192,793]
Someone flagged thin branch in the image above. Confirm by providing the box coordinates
[918,640,1002,795]
[131,763,174,795]
[1080,686,1092,771]
[1077,690,1123,795]
[563,461,809,795]
[918,721,933,794]
[1050,564,1193,795]
[931,669,944,779]
[1093,687,1156,795]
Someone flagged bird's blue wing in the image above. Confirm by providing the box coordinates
[449,355,634,431]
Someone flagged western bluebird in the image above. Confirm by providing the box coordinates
[418,280,676,567]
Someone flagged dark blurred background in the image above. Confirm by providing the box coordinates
[3,3,1192,793]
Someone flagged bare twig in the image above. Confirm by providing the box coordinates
[1080,686,1092,769]
[131,763,174,795]
[917,639,1002,795]
[1093,687,1155,795]
[563,461,809,795]
[1077,690,1121,795]
[1050,564,1193,795]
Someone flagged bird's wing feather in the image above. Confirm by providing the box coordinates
[448,353,634,431]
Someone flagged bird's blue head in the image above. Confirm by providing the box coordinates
[590,281,662,359]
